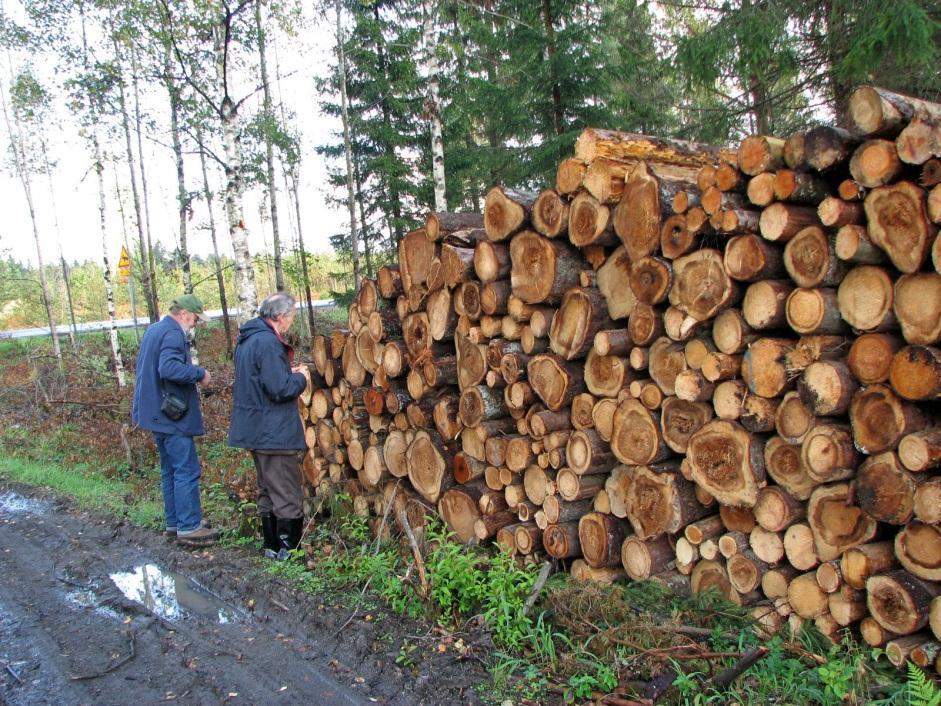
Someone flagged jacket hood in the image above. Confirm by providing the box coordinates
[236,317,273,346]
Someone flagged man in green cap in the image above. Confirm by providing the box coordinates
[132,294,220,547]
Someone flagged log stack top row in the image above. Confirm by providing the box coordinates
[302,85,941,676]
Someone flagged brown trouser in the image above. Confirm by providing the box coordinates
[251,450,304,519]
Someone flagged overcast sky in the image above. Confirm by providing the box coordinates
[0,4,346,269]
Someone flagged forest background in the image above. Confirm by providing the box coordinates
[0,0,938,359]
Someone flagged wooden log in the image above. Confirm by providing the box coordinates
[622,534,675,580]
[897,118,941,165]
[584,349,630,398]
[728,550,770,595]
[784,522,820,571]
[610,398,671,466]
[900,429,941,473]
[570,559,626,584]
[834,225,886,265]
[738,135,785,176]
[510,231,584,305]
[406,430,457,504]
[513,523,543,555]
[856,451,919,525]
[557,468,606,501]
[742,280,792,330]
[474,240,511,283]
[566,428,617,475]
[841,542,898,592]
[578,512,631,568]
[458,385,506,428]
[773,169,830,203]
[913,477,941,524]
[761,564,798,599]
[660,397,713,454]
[788,572,829,619]
[484,187,535,241]
[556,158,587,195]
[754,485,805,532]
[845,86,941,137]
[647,337,688,396]
[804,125,857,172]
[712,379,746,421]
[818,197,865,228]
[846,333,899,385]
[860,616,899,647]
[712,308,758,356]
[759,203,821,242]
[624,464,709,539]
[742,337,795,398]
[895,522,941,582]
[568,192,617,247]
[575,129,736,167]
[783,226,846,289]
[543,496,594,525]
[377,264,403,299]
[808,483,878,562]
[628,302,664,347]
[690,560,740,604]
[850,383,929,454]
[798,360,857,416]
[890,345,941,400]
[456,333,488,390]
[894,273,941,346]
[864,182,937,273]
[724,233,785,283]
[669,248,739,322]
[593,328,632,358]
[775,392,816,445]
[613,161,673,261]
[687,419,765,507]
[783,131,807,169]
[629,256,672,306]
[785,288,846,335]
[764,436,816,501]
[867,570,941,635]
[532,189,570,239]
[849,139,903,187]
[571,391,597,430]
[543,522,581,559]
[439,486,483,543]
[527,354,586,411]
[801,423,859,484]
[398,227,436,292]
[744,173,776,207]
[661,214,697,259]
[549,287,611,360]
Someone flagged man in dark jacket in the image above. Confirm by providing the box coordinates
[132,294,220,547]
[228,292,309,559]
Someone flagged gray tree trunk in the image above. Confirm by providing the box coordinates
[335,0,360,292]
[164,48,191,294]
[422,0,446,210]
[130,43,159,320]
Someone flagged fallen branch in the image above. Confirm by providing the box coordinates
[1,660,23,684]
[398,509,429,597]
[708,646,769,689]
[521,560,554,618]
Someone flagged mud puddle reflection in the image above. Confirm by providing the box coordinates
[110,564,245,624]
[0,491,51,515]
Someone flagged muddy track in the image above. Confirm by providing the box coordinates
[0,485,487,706]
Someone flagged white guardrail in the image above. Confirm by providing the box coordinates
[0,299,337,340]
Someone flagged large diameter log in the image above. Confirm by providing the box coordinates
[837,265,896,332]
[584,349,630,398]
[846,86,941,138]
[610,398,671,466]
[850,139,903,187]
[686,420,766,507]
[742,338,795,398]
[622,534,675,580]
[842,542,897,590]
[377,264,403,298]
[456,333,488,390]
[484,187,535,241]
[660,397,713,454]
[406,430,456,504]
[898,118,941,165]
[783,226,846,289]
[510,231,584,305]
[765,436,816,501]
[867,571,941,636]
[690,560,740,604]
[549,287,612,360]
[754,485,805,532]
[900,429,941,472]
[896,523,941,582]
[575,128,736,166]
[648,337,688,396]
[398,227,436,291]
[889,345,941,400]
[743,280,792,330]
[784,522,820,571]
[669,248,739,322]
[864,182,937,273]
[613,161,673,261]
[578,512,631,569]
[807,483,878,562]
[341,335,367,387]
[895,273,941,345]
[527,354,586,411]
[625,464,711,539]
[439,487,482,543]
[788,572,829,619]
[543,522,581,559]
[849,384,928,454]
[856,452,919,525]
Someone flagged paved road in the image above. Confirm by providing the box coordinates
[0,300,336,340]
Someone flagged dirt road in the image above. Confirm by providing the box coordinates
[0,486,486,706]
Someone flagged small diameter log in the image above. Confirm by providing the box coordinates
[728,550,771,594]
[784,522,820,571]
[549,287,612,360]
[683,515,723,545]
[568,192,617,247]
[610,398,671,466]
[894,273,941,346]
[406,430,456,504]
[484,186,535,241]
[556,158,587,195]
[474,240,511,283]
[686,419,766,507]
[532,189,570,238]
[773,169,830,203]
[897,118,941,165]
[834,225,886,264]
[578,512,631,569]
[718,531,750,559]
[712,308,758,355]
[543,522,581,559]
[570,392,596,429]
[661,214,697,259]
[629,256,672,305]
[625,465,710,539]
[743,279,792,331]
[818,197,865,228]
[759,203,822,242]
[900,429,941,473]
[527,354,586,411]
[849,384,928,455]
[744,173,776,207]
[860,616,899,647]
[724,234,785,282]
[459,385,506,428]
[864,182,937,273]
[669,248,739,322]
[474,510,519,540]
[528,407,572,438]
[510,231,584,305]
[804,125,857,172]
[456,333,488,391]
[798,360,858,416]
[829,585,867,626]
[514,523,543,555]
[715,161,744,192]
[783,226,846,288]
[628,302,665,346]
[788,287,848,335]
[890,345,941,400]
[570,559,626,584]
[784,132,807,169]
[674,370,715,403]
[847,333,900,385]
[597,246,638,320]
[377,264,403,299]
[849,139,903,187]
[895,522,941,582]
[914,477,941,523]
[660,397,713,454]
[867,570,941,635]
[594,329,632,358]
[788,572,829,619]
[737,135,785,176]
[691,560,740,604]
[761,564,798,599]
[592,397,617,441]
[775,392,816,445]
[584,349,630,398]
[754,486,805,532]
[808,483,878,562]
[558,468,606,501]
[543,496,594,525]
[712,380,746,421]
[751,527,786,566]
[856,452,919,525]
[622,534,675,580]
[801,423,859,484]
[648,337,689,396]
[841,542,898,591]
[439,487,483,543]
[886,634,941,668]
[742,338,795,398]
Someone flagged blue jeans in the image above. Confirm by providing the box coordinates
[154,432,203,532]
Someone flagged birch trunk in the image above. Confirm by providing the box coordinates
[422,0,446,209]
[336,0,360,291]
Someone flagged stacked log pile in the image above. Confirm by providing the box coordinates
[296,86,941,674]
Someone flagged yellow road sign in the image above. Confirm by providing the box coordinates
[118,245,132,282]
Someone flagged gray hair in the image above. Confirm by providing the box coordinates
[259,292,296,320]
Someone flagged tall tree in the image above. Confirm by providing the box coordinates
[335,0,360,292]
[421,0,445,210]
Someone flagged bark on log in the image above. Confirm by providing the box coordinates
[856,452,919,525]
[798,360,858,415]
[900,429,941,472]
[661,214,697,259]
[895,522,941,582]
[846,86,941,138]
[549,287,612,360]
[622,534,675,580]
[786,288,846,335]
[578,511,631,568]
[687,419,766,507]
[377,265,403,299]
[804,125,858,172]
[737,135,785,176]
[574,128,735,166]
[742,337,795,398]
[510,231,585,305]
[743,280,792,330]
[625,464,710,539]
[568,192,617,246]
[724,234,785,282]
[867,570,941,635]
[773,169,831,203]
[842,542,898,590]
[484,187,536,241]
[527,354,586,411]
[759,203,822,242]
[850,383,929,454]
[474,240,511,283]
[543,521,581,559]
[864,182,937,273]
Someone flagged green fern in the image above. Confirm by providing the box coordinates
[907,663,941,706]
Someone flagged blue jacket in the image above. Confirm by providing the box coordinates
[132,316,206,437]
[228,317,308,450]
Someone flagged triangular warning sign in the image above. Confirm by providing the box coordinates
[118,246,131,269]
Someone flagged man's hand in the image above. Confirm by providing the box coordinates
[291,366,306,375]
[200,370,212,386]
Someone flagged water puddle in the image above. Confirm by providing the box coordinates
[65,589,122,620]
[0,491,50,515]
[110,564,244,624]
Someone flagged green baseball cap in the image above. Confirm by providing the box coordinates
[172,293,209,322]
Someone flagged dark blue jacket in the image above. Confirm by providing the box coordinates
[228,318,307,450]
[132,316,206,437]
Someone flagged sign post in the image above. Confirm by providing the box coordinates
[119,245,141,342]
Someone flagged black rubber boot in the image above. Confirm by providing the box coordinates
[276,516,304,557]
[259,513,280,554]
